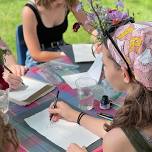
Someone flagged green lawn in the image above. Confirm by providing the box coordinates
[0,0,152,56]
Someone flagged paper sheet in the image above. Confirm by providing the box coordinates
[62,54,103,89]
[73,44,95,62]
[25,108,99,150]
[9,76,49,101]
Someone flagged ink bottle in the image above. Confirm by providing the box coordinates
[99,95,111,110]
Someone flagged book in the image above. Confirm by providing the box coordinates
[8,76,55,106]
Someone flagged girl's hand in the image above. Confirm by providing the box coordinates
[49,101,80,122]
[67,143,87,152]
[3,73,23,90]
[94,42,108,54]
[3,64,28,89]
[94,42,103,54]
[91,29,98,43]
[8,64,28,76]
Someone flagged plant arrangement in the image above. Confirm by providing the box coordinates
[0,48,7,65]
[74,0,134,40]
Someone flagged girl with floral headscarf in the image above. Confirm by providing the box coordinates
[48,21,152,152]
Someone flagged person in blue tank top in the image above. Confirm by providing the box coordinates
[22,0,96,67]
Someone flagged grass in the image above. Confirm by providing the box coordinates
[0,0,152,56]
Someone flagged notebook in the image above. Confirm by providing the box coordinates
[9,76,55,106]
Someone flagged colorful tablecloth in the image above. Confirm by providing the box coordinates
[9,54,124,152]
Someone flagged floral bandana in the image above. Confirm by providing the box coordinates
[0,39,10,65]
[108,22,152,90]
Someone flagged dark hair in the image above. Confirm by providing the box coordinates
[36,0,76,8]
[0,113,19,152]
[104,19,152,130]
[105,83,152,131]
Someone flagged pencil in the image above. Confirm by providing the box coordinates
[4,65,13,74]
[97,113,113,121]
[3,65,25,86]
[99,112,113,119]
[50,90,59,121]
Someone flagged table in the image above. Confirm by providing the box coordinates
[9,45,123,152]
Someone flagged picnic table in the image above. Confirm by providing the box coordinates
[9,45,124,152]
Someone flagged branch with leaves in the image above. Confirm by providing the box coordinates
[73,0,134,75]
[0,48,7,65]
[0,47,14,74]
[73,0,134,42]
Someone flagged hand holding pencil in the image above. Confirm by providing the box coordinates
[49,100,80,123]
[49,90,60,122]
[3,64,27,90]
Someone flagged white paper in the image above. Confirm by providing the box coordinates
[73,44,95,62]
[25,108,99,150]
[62,54,103,89]
[87,54,103,81]
[8,76,50,101]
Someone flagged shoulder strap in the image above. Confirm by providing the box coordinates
[25,2,42,24]
[122,127,152,152]
[66,9,70,16]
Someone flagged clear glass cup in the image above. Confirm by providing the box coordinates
[0,89,9,123]
[75,77,97,111]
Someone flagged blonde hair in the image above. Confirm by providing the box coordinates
[36,0,77,8]
[36,0,52,8]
